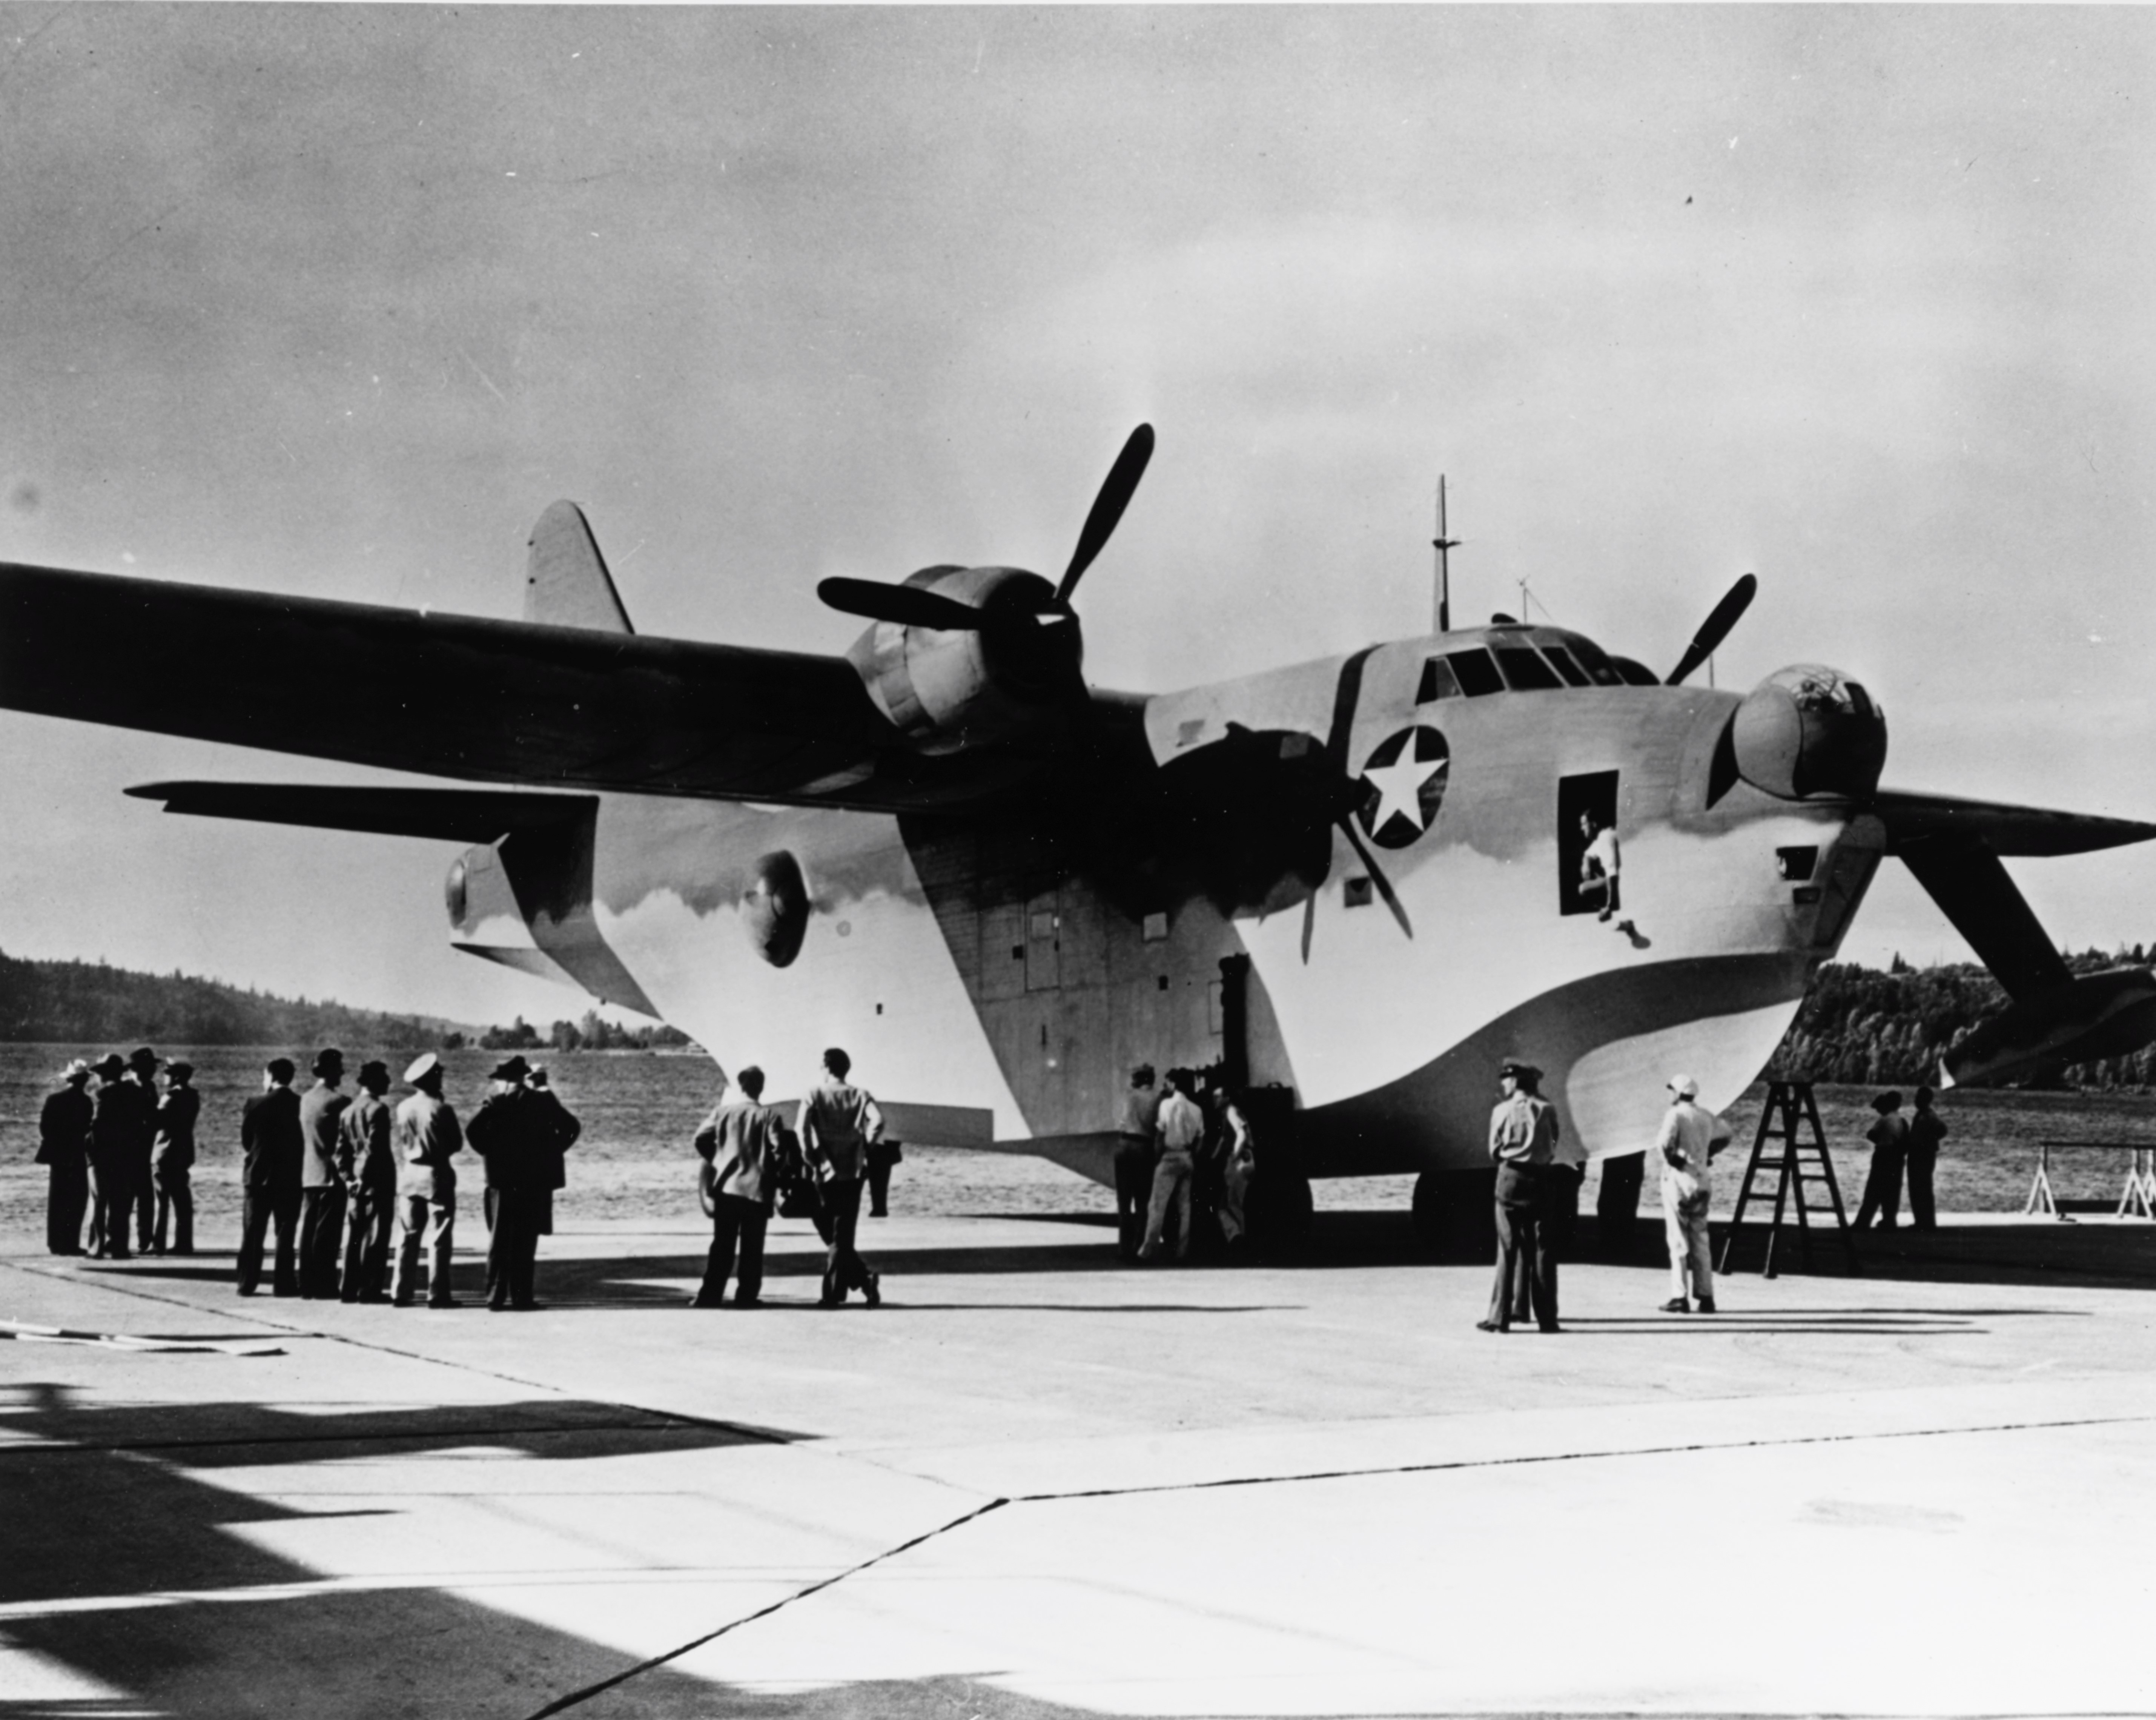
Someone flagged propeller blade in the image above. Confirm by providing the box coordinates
[1666,573,1758,686]
[1339,816,1413,940]
[817,577,982,632]
[1057,424,1155,603]
[1301,889,1317,964]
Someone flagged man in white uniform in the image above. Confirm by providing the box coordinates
[1655,1072,1728,1314]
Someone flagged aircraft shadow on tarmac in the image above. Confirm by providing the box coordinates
[0,1381,1115,1720]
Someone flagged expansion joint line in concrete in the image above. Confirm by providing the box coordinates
[0,1257,790,1454]
[1000,1410,2156,1503]
[521,1496,1012,1720]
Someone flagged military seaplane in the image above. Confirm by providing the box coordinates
[4,425,2153,1240]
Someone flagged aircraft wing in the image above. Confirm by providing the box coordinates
[1872,788,2156,857]
[122,782,595,843]
[0,562,1063,809]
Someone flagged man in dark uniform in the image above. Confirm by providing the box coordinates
[37,1059,94,1256]
[150,1061,200,1255]
[86,1053,139,1259]
[1853,1090,1909,1229]
[1113,1064,1160,1260]
[800,1046,885,1307]
[122,1047,162,1253]
[691,1064,786,1307]
[297,1049,351,1298]
[237,1057,304,1295]
[336,1060,398,1301]
[467,1055,550,1312]
[1478,1060,1563,1334]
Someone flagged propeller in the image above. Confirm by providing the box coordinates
[1058,424,1154,604]
[1665,573,1757,686]
[1299,648,1414,962]
[816,577,983,632]
[817,423,1155,630]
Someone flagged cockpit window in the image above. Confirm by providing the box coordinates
[1540,645,1592,688]
[1445,648,1504,697]
[1416,656,1463,703]
[1493,647,1562,692]
[1562,636,1628,687]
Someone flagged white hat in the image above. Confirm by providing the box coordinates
[1667,1072,1699,1099]
[404,1052,442,1084]
[60,1058,91,1081]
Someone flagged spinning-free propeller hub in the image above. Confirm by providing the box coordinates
[1731,664,1887,800]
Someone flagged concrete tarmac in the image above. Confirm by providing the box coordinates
[3,1207,2154,1718]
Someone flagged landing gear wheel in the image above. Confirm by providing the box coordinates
[1412,1169,1497,1261]
[1250,1170,1314,1259]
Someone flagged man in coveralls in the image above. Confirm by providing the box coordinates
[297,1049,351,1298]
[691,1064,787,1307]
[236,1057,304,1295]
[800,1047,885,1308]
[37,1059,94,1256]
[1478,1060,1563,1334]
[336,1060,398,1302]
[390,1052,462,1308]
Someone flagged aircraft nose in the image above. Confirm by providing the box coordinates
[1730,663,1887,800]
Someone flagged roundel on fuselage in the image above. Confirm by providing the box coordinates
[1356,725,1450,849]
[744,851,809,968]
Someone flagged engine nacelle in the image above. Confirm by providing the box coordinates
[1731,663,1888,800]
[845,565,1085,754]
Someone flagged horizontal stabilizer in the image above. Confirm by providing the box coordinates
[1875,789,2156,857]
[526,502,634,634]
[1944,968,2156,1088]
[128,782,593,844]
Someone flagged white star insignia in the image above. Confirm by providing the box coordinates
[1362,753,1447,834]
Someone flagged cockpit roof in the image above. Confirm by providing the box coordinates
[1415,624,1660,699]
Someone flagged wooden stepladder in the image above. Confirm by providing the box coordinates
[1716,1081,1857,1279]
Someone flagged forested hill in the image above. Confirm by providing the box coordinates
[1767,950,2155,1090]
[0,948,464,1049]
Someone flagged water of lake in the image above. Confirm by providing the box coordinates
[5,1041,2154,1242]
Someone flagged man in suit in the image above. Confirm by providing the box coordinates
[122,1047,162,1253]
[150,1061,200,1256]
[336,1060,398,1302]
[691,1064,787,1307]
[297,1049,351,1298]
[800,1047,886,1308]
[86,1053,139,1260]
[390,1052,462,1308]
[37,1059,94,1256]
[237,1058,304,1295]
[467,1055,553,1312]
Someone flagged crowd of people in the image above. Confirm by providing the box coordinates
[32,1040,1950,1323]
[1112,1063,1262,1263]
[38,1046,582,1311]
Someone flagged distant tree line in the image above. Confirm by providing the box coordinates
[477,1010,694,1053]
[1767,948,2156,1091]
[0,947,461,1049]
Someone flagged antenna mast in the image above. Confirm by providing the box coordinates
[1433,476,1459,634]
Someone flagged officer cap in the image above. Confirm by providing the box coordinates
[1666,1072,1700,1099]
[127,1045,160,1070]
[404,1052,441,1085]
[1498,1060,1540,1083]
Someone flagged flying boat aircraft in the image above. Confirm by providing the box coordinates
[4,425,2154,1242]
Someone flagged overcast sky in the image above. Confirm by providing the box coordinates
[1,5,2152,1025]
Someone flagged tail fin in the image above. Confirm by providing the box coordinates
[525,501,635,633]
